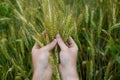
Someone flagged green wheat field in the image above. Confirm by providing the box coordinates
[0,0,120,80]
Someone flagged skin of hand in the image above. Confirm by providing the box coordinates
[56,34,79,80]
[31,39,57,80]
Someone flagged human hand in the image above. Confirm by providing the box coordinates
[31,39,57,80]
[56,34,79,80]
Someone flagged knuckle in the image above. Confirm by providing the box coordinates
[41,46,49,51]
[39,46,47,52]
[62,47,68,51]
[71,47,78,52]
[73,45,78,51]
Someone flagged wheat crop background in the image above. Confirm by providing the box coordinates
[0,0,120,80]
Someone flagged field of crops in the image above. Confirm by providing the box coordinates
[0,0,120,80]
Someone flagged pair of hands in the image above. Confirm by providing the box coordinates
[32,34,79,80]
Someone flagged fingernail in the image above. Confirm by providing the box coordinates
[56,34,60,38]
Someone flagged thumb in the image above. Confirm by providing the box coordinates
[44,39,57,51]
[56,34,67,50]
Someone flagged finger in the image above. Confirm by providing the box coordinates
[42,30,46,34]
[67,37,78,48]
[43,39,57,51]
[32,43,40,50]
[56,34,68,50]
[42,30,46,36]
[32,43,40,54]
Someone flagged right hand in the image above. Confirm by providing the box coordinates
[56,34,79,80]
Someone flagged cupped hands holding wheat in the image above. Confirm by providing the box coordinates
[32,34,79,80]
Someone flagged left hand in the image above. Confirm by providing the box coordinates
[31,39,57,80]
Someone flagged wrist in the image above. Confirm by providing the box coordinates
[60,65,79,80]
[32,70,40,80]
[32,66,52,80]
